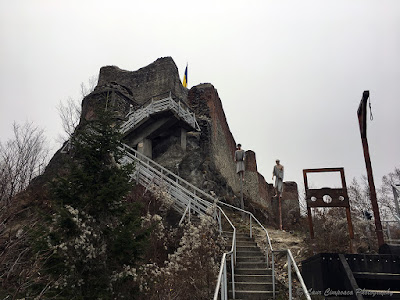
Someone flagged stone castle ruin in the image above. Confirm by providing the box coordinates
[79,57,300,227]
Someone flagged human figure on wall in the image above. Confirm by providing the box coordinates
[234,144,245,181]
[272,159,284,197]
[235,143,246,214]
[272,159,284,230]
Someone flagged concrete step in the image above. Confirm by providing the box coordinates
[236,256,266,263]
[235,268,272,275]
[231,282,273,291]
[222,231,251,238]
[236,251,264,257]
[235,274,273,283]
[224,238,256,245]
[226,243,256,249]
[237,246,261,252]
[229,290,274,300]
[236,261,269,269]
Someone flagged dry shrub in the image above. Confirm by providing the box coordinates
[306,208,378,254]
[136,210,225,300]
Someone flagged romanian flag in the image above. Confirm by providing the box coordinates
[182,64,188,88]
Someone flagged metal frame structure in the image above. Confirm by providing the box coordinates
[120,91,201,134]
[303,168,355,248]
[119,143,310,300]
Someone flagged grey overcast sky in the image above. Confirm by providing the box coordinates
[1,0,399,190]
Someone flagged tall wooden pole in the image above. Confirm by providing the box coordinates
[357,90,384,247]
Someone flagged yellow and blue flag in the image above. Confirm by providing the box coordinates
[182,64,188,88]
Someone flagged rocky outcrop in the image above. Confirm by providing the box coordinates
[81,82,137,122]
[97,57,188,105]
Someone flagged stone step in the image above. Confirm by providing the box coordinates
[229,290,274,300]
[235,268,272,275]
[235,274,273,283]
[231,282,273,291]
[236,256,266,263]
[236,261,269,269]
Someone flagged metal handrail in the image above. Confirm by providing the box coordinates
[215,201,311,300]
[120,143,308,300]
[121,143,215,203]
[214,206,237,300]
[136,90,191,112]
[120,144,239,299]
[120,146,211,215]
[121,94,200,134]
[216,201,274,260]
[273,249,311,300]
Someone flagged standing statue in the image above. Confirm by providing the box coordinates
[272,159,284,197]
[234,144,245,181]
[272,159,284,230]
[235,143,246,213]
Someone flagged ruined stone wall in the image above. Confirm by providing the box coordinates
[244,151,271,209]
[187,84,240,194]
[97,57,188,105]
[188,84,277,210]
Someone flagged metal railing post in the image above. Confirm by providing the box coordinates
[266,246,269,268]
[221,272,225,300]
[188,199,191,223]
[288,252,292,300]
[218,210,222,233]
[272,252,276,298]
[234,231,237,264]
[231,255,235,299]
[250,215,252,238]
[223,260,228,300]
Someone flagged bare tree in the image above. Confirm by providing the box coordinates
[348,176,374,221]
[0,122,49,205]
[379,166,400,218]
[57,97,81,142]
[80,75,98,98]
[57,75,98,143]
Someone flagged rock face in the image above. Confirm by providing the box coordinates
[97,57,188,105]
[81,82,138,122]
[80,57,300,227]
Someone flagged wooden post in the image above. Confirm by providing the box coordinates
[307,207,314,239]
[357,90,384,247]
[279,194,283,230]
